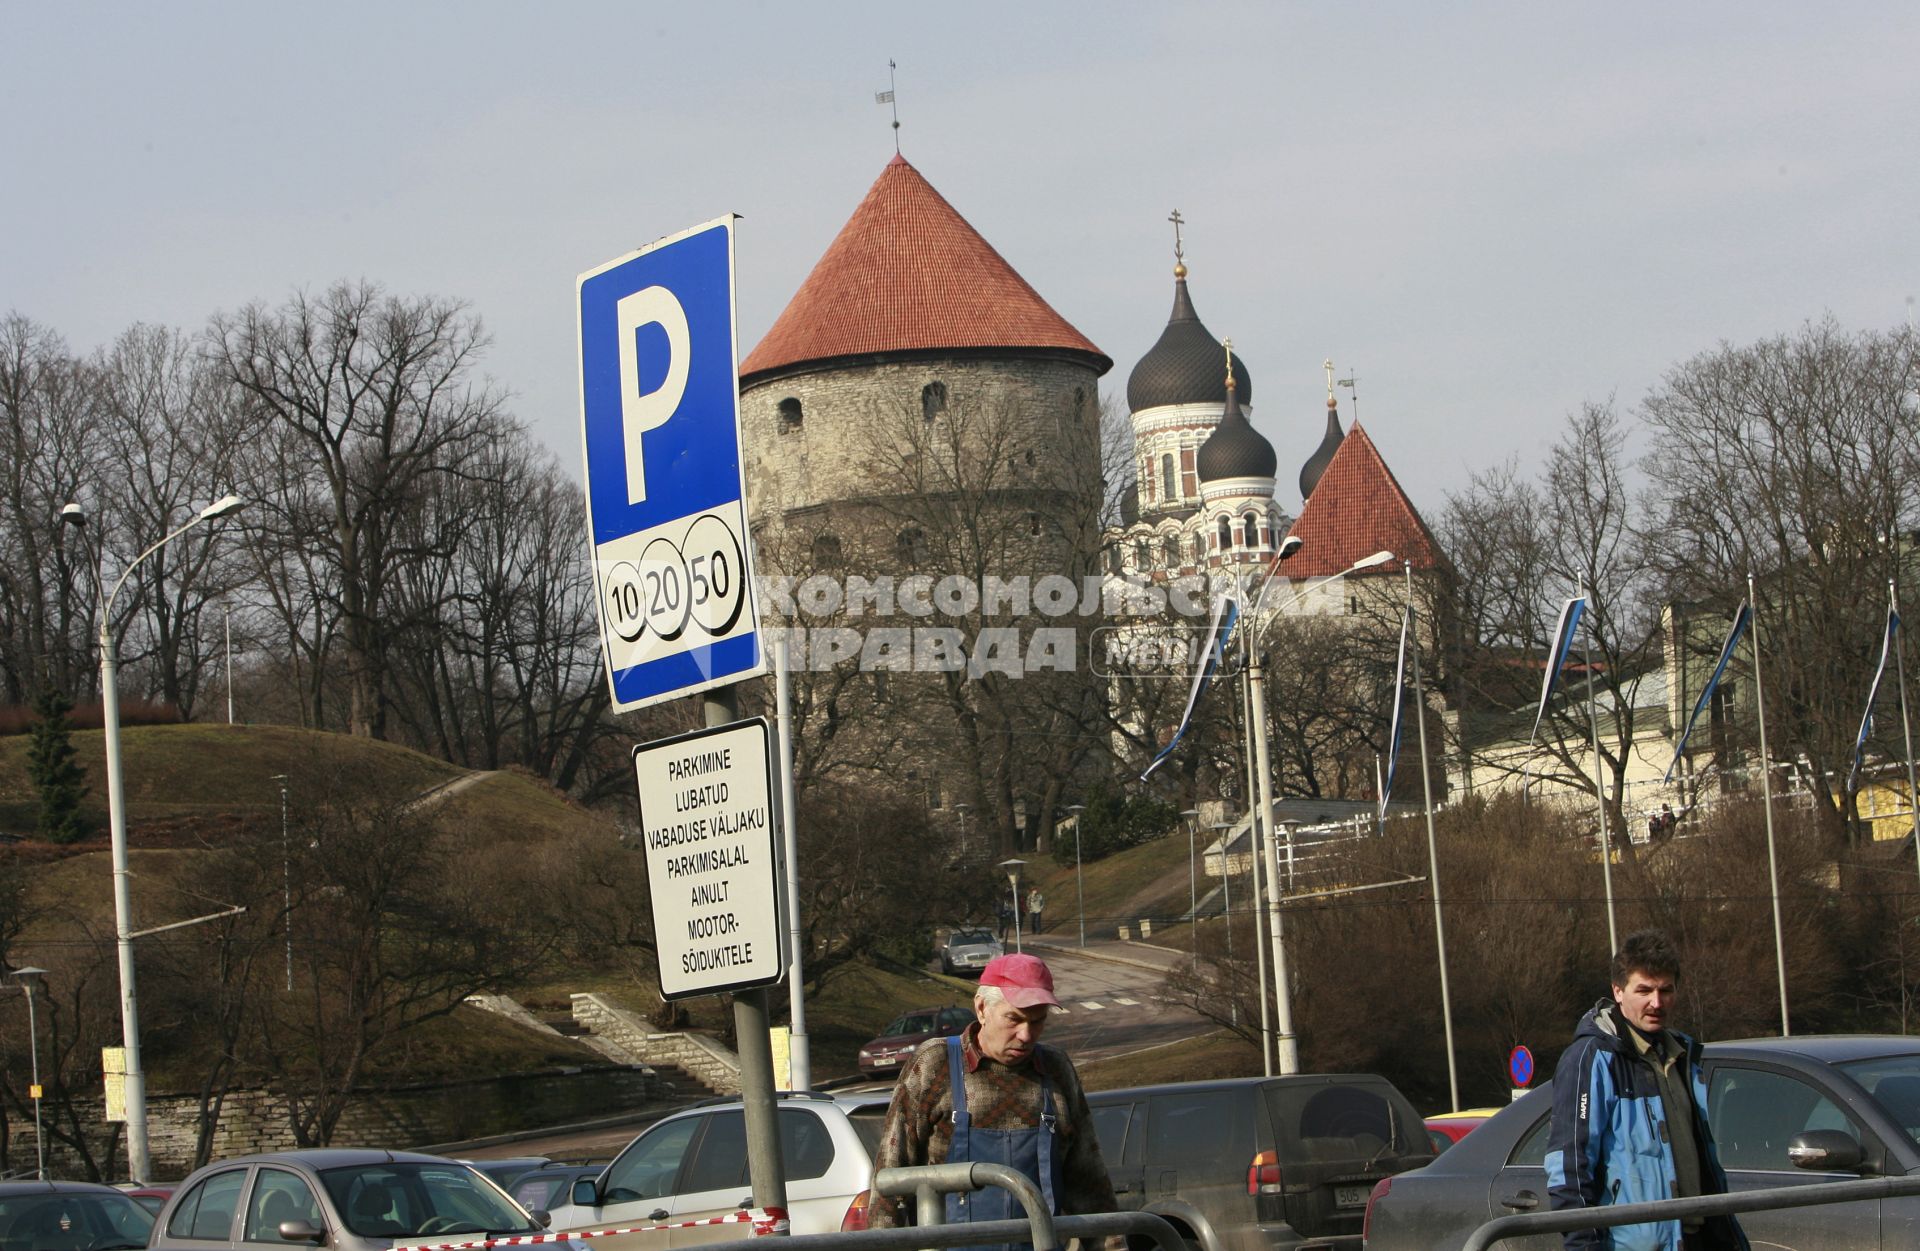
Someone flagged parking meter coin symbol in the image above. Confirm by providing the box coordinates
[684,512,748,637]
[638,537,693,643]
[603,561,647,643]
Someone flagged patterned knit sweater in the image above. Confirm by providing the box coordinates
[869,1021,1120,1237]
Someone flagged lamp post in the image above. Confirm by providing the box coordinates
[1243,546,1394,1076]
[955,803,971,856]
[60,493,246,1184]
[1209,821,1238,1025]
[12,967,47,1180]
[271,774,293,992]
[1000,858,1026,953]
[1179,808,1200,949]
[1066,804,1087,947]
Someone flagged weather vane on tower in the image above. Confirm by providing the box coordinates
[875,60,901,154]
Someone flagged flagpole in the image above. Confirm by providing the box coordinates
[1892,580,1920,886]
[1407,561,1458,1110]
[1748,571,1791,1035]
[1239,647,1275,1075]
[1580,571,1618,952]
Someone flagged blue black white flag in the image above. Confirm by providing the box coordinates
[1529,596,1588,746]
[1379,606,1411,824]
[1662,600,1752,784]
[1848,606,1902,795]
[1141,590,1241,781]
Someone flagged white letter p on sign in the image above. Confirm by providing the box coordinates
[616,285,691,505]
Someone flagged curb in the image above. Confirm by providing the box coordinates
[1024,937,1187,976]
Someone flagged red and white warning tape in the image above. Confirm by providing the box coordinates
[402,1206,791,1250]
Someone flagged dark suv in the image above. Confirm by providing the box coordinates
[1086,1075,1432,1251]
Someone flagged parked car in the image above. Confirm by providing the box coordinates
[506,1162,609,1214]
[123,1185,175,1216]
[1424,1107,1502,1153]
[0,1179,154,1251]
[547,1090,891,1248]
[458,1155,552,1190]
[1363,1035,1920,1251]
[150,1148,543,1250]
[857,1004,974,1075]
[1086,1074,1433,1251]
[941,927,1004,976]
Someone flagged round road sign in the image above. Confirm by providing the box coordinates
[1509,1044,1535,1087]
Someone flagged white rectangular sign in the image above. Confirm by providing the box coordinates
[634,717,785,1000]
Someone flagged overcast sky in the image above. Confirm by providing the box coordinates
[6,3,1916,519]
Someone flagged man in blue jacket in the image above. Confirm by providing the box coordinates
[1546,931,1747,1251]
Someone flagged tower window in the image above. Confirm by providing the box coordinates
[1163,535,1181,567]
[778,397,803,431]
[811,533,843,568]
[1243,513,1259,548]
[1161,453,1177,502]
[1073,387,1087,422]
[1218,516,1233,550]
[1135,540,1149,569]
[922,380,947,421]
[1029,512,1043,536]
[1193,533,1206,564]
[896,526,928,569]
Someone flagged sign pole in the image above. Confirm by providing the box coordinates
[774,636,811,1090]
[707,685,789,1219]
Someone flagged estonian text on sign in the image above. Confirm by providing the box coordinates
[634,718,784,1000]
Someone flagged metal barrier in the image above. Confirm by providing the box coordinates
[763,1161,1186,1251]
[1461,1174,1920,1251]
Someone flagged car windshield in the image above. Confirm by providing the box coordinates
[0,1191,154,1251]
[320,1161,539,1238]
[951,931,993,946]
[1838,1053,1920,1145]
[890,1012,937,1035]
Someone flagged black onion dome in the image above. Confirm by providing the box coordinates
[1126,277,1252,412]
[1196,377,1276,483]
[1299,399,1344,501]
[1118,478,1140,526]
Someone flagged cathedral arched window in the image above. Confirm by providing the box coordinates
[1134,540,1150,569]
[1161,453,1177,502]
[778,397,803,431]
[1193,533,1207,564]
[1217,516,1233,550]
[922,380,947,421]
[1163,534,1181,567]
[1242,512,1259,548]
[810,534,842,568]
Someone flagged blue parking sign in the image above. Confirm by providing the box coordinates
[577,216,763,710]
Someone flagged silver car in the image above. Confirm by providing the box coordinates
[149,1148,545,1250]
[1363,1035,1920,1251]
[940,927,1004,976]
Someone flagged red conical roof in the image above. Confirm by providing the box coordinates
[740,156,1110,381]
[1282,423,1447,578]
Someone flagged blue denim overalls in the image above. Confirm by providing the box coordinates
[943,1035,1065,1251]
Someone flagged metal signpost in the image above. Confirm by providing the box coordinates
[578,216,764,712]
[632,719,786,1000]
[580,218,786,1218]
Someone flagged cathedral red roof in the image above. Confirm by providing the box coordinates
[1281,422,1447,578]
[740,155,1110,381]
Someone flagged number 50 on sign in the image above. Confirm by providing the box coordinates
[578,217,764,710]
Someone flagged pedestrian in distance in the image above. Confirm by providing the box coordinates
[998,899,1014,942]
[869,953,1123,1251]
[1027,886,1046,936]
[1648,804,1678,843]
[1546,929,1747,1251]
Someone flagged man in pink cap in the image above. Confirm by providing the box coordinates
[869,953,1122,1251]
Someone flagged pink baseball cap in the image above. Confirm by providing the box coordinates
[979,953,1061,1010]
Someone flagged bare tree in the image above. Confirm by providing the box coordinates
[210,284,507,740]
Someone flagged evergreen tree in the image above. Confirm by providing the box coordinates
[26,688,89,843]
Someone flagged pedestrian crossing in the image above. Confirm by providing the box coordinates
[1051,995,1149,1016]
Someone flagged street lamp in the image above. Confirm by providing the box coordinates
[1209,821,1237,1025]
[12,967,47,1180]
[999,859,1026,953]
[1066,804,1087,947]
[954,802,971,855]
[1243,546,1394,1076]
[59,492,247,1183]
[1178,809,1200,951]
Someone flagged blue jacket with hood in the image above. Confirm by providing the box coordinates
[1544,999,1748,1251]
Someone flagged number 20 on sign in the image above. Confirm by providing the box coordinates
[578,216,764,710]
